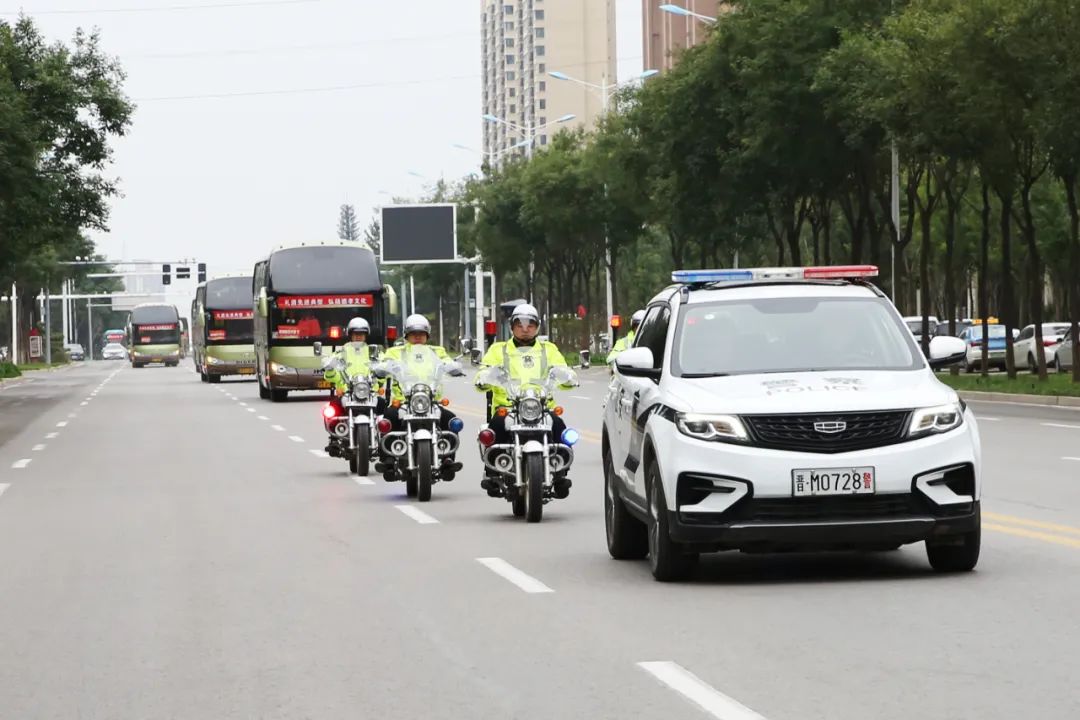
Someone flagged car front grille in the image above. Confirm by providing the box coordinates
[745,494,917,522]
[742,411,911,453]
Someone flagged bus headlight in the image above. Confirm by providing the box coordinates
[270,362,291,374]
[207,356,224,365]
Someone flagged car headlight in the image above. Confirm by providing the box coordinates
[351,379,371,402]
[676,413,749,444]
[518,397,544,423]
[270,362,291,374]
[909,403,964,437]
[409,387,432,415]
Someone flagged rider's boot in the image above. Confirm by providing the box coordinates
[553,474,572,499]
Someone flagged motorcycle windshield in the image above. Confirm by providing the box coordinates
[385,347,446,394]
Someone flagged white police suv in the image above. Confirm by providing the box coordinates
[603,266,981,581]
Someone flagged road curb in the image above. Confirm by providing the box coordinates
[958,390,1080,408]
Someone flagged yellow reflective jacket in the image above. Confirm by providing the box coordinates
[608,330,636,361]
[382,343,452,401]
[323,343,374,392]
[478,339,569,413]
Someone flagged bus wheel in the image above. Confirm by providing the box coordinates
[208,374,221,384]
[258,376,270,399]
[270,388,288,402]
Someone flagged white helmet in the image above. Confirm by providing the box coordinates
[404,314,431,336]
[346,317,370,337]
[630,309,646,328]
[510,303,541,327]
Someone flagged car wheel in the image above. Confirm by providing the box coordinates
[1027,354,1037,374]
[605,443,647,560]
[926,511,981,572]
[646,460,698,582]
[270,388,288,402]
[207,374,221,384]
[964,358,974,374]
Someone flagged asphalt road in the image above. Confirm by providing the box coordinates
[1,360,1079,719]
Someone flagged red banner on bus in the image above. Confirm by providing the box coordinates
[208,329,226,340]
[275,294,374,309]
[136,324,177,331]
[212,309,254,320]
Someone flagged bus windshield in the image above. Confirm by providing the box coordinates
[269,246,381,294]
[206,277,252,309]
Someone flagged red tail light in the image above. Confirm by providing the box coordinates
[322,404,337,419]
[386,326,398,342]
[377,418,392,434]
[478,428,496,447]
[1043,339,1057,347]
[329,326,342,340]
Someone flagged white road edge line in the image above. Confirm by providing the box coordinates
[1043,422,1080,430]
[1064,457,1080,462]
[571,395,591,400]
[354,477,375,486]
[11,459,31,469]
[257,415,269,420]
[976,417,1000,422]
[56,421,67,428]
[476,557,554,594]
[288,435,304,443]
[394,505,440,525]
[271,425,285,432]
[637,661,767,720]
[0,483,8,498]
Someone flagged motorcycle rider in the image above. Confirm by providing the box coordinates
[322,317,383,453]
[608,309,645,362]
[378,313,462,479]
[476,303,575,498]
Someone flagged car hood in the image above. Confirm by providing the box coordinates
[663,370,957,415]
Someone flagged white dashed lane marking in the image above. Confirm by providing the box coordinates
[476,557,554,594]
[45,432,58,439]
[638,661,767,720]
[289,436,304,443]
[1043,422,1080,430]
[354,477,375,486]
[32,444,45,451]
[394,505,439,525]
[56,421,67,428]
[0,483,8,498]
[309,449,331,458]
[271,425,285,432]
[11,459,31,469]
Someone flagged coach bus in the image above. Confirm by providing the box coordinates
[127,303,181,368]
[192,274,256,383]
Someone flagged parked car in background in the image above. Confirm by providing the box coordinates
[960,324,1008,372]
[64,343,85,361]
[102,343,128,361]
[903,316,939,344]
[1054,329,1076,373]
[1014,323,1071,372]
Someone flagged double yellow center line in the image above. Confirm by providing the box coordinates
[984,511,1080,549]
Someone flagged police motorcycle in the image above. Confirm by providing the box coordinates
[475,365,581,523]
[373,349,466,501]
[318,347,381,477]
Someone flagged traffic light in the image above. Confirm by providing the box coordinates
[176,266,190,279]
[197,263,207,283]
[162,264,171,285]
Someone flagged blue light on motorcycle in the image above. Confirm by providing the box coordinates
[561,428,580,446]
[449,417,465,433]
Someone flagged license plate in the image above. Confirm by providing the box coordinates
[792,467,875,496]
[317,381,331,389]
[237,367,254,375]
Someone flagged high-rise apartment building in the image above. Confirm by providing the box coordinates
[481,0,616,161]
[642,1,725,73]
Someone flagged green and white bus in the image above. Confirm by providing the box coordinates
[127,303,181,368]
[253,241,394,402]
[192,274,256,383]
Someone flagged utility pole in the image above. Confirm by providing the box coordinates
[44,283,51,365]
[10,283,17,364]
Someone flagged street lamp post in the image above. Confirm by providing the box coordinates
[547,69,659,349]
[658,3,718,24]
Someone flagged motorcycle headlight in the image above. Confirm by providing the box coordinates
[908,403,963,437]
[270,362,291,374]
[518,397,544,423]
[351,380,371,402]
[676,413,749,444]
[409,388,432,415]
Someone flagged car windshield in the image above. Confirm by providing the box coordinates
[969,325,1007,339]
[672,296,922,376]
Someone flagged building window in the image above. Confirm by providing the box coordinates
[538,63,545,74]
[506,71,515,81]
[506,55,515,65]
[509,87,517,97]
[539,99,546,110]
[536,45,545,57]
[504,21,513,30]
[505,38,514,47]
[539,80,546,92]
[510,104,517,114]
[535,9,544,20]
[536,27,545,38]
[540,135,548,145]
[504,4,513,13]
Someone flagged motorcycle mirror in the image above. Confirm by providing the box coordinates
[368,345,380,361]
[313,342,322,356]
[372,363,390,379]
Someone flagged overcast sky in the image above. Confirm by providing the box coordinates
[7,0,643,277]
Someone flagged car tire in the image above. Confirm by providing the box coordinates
[647,460,698,582]
[926,515,981,572]
[604,444,647,560]
[207,374,221,384]
[270,388,288,403]
[1027,354,1037,374]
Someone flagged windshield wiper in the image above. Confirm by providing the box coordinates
[680,372,730,378]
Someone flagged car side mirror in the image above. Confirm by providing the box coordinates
[615,346,660,378]
[928,336,967,370]
[313,342,322,357]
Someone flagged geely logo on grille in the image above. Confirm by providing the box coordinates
[814,421,847,434]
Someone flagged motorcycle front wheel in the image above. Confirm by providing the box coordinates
[524,453,544,523]
[354,425,370,477]
[416,439,433,502]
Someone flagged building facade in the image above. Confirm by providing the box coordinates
[481,0,616,161]
[642,1,724,73]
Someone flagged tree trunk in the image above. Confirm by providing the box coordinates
[1020,183,1049,380]
[1063,172,1080,383]
[980,184,991,377]
[998,191,1018,378]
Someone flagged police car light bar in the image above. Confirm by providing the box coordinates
[671,265,879,283]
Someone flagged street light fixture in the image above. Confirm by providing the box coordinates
[659,3,718,23]
[547,67,661,349]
